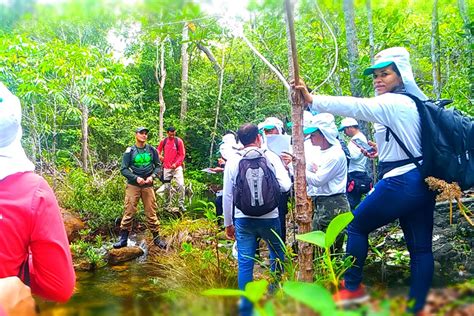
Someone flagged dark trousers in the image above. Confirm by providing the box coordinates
[344,168,436,313]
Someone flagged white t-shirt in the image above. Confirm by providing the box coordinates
[306,145,347,196]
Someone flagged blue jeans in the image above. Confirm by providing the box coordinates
[234,218,285,316]
[344,168,436,313]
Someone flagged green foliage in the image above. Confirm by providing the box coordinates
[297,212,354,249]
[70,232,107,269]
[59,168,124,231]
[297,212,354,289]
[203,279,271,315]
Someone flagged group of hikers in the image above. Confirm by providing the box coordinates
[217,46,437,316]
[0,46,440,316]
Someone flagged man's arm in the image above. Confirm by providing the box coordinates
[151,146,161,178]
[222,158,236,229]
[157,140,165,162]
[29,178,75,302]
[174,138,186,167]
[120,148,138,182]
[267,151,291,192]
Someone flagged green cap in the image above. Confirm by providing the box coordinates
[303,127,319,135]
[363,61,394,76]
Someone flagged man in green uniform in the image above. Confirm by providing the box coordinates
[113,127,167,249]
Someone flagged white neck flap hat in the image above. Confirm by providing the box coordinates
[363,47,428,100]
[303,113,339,146]
[0,82,35,180]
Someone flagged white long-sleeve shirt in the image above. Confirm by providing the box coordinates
[306,144,347,196]
[222,146,292,227]
[348,131,369,173]
[310,93,421,178]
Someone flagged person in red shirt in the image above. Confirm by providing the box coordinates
[157,126,186,212]
[0,82,75,304]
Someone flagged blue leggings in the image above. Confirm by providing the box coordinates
[344,168,436,313]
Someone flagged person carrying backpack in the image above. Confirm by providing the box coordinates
[222,123,291,316]
[339,118,373,210]
[293,47,437,315]
[114,127,167,249]
[157,126,186,212]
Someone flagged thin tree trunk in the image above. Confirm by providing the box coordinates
[343,0,374,176]
[241,33,290,91]
[52,98,57,188]
[155,39,167,140]
[284,0,314,283]
[457,0,472,99]
[366,0,375,63]
[80,101,89,173]
[431,0,442,99]
[208,48,226,166]
[196,42,222,75]
[180,23,189,121]
[343,0,361,98]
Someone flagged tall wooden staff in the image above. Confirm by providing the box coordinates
[284,0,314,282]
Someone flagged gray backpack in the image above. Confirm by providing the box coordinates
[233,149,281,216]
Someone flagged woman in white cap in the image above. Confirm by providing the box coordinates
[0,83,75,303]
[293,47,435,315]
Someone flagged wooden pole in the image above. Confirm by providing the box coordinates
[284,0,314,282]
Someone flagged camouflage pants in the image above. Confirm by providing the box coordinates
[312,193,350,252]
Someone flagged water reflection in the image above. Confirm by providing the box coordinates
[37,263,165,316]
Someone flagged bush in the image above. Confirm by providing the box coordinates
[58,168,125,232]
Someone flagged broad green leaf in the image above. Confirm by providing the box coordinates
[325,212,354,248]
[245,279,268,303]
[202,288,246,297]
[296,231,326,248]
[259,300,276,316]
[282,281,336,315]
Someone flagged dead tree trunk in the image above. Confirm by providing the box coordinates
[431,0,442,99]
[180,23,189,121]
[284,0,314,283]
[366,0,375,63]
[155,38,167,140]
[80,101,89,173]
[208,49,225,166]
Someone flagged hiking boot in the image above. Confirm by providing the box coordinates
[333,283,369,306]
[152,233,167,249]
[113,230,129,249]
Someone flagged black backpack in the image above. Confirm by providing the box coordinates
[389,93,474,190]
[233,149,281,216]
[338,137,352,167]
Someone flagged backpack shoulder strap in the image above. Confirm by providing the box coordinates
[386,92,423,169]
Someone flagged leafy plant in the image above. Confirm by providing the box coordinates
[296,212,354,292]
[203,279,274,316]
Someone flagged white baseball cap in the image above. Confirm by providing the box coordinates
[338,117,358,131]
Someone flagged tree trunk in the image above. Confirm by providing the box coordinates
[431,0,442,99]
[155,39,167,140]
[52,99,57,189]
[208,48,226,166]
[284,0,314,283]
[180,23,189,121]
[344,0,373,178]
[196,42,222,76]
[457,0,472,99]
[80,101,89,173]
[366,0,375,63]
